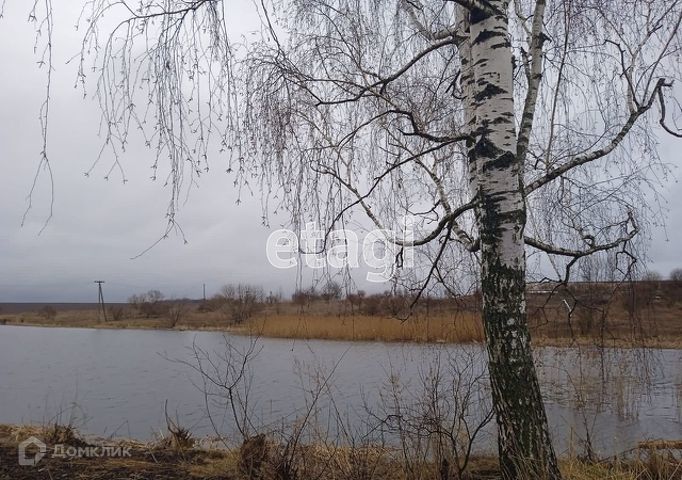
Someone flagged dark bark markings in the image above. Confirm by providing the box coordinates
[467,2,562,479]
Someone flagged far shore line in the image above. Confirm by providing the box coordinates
[2,314,681,350]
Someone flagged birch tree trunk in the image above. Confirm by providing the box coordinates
[466,3,561,478]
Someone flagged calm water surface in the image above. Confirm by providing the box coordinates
[0,325,680,455]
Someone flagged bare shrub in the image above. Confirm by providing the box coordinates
[370,348,493,479]
[346,290,366,314]
[320,281,342,302]
[129,290,168,318]
[44,423,83,446]
[382,291,410,317]
[359,291,412,317]
[161,401,195,453]
[670,268,682,283]
[292,287,318,310]
[183,337,371,478]
[167,299,190,328]
[239,434,269,479]
[215,284,264,324]
[361,294,383,316]
[197,296,223,313]
[108,305,127,321]
[177,336,262,443]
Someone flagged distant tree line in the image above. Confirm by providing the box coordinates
[197,284,266,324]
[122,268,682,324]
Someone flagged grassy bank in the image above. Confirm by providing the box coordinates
[2,282,682,348]
[2,306,681,349]
[1,424,680,480]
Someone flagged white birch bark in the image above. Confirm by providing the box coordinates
[465,2,561,478]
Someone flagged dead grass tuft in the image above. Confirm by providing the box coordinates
[1,423,681,479]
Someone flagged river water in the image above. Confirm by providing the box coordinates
[0,325,679,456]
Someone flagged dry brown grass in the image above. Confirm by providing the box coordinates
[1,423,679,480]
[560,456,682,480]
[186,449,240,478]
[4,305,682,348]
[107,436,682,480]
[238,311,484,343]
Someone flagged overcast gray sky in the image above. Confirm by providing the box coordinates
[0,2,680,303]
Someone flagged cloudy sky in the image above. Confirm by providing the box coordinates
[0,2,680,303]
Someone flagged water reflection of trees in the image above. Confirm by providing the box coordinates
[536,347,669,457]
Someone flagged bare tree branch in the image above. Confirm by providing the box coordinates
[525,78,670,194]
[516,0,547,163]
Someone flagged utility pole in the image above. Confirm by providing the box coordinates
[203,283,206,302]
[94,280,107,322]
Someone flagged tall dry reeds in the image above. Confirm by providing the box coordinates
[240,312,484,344]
